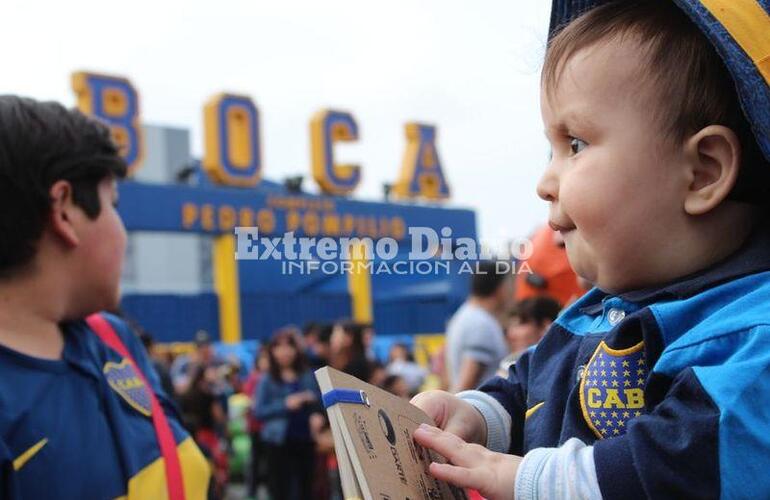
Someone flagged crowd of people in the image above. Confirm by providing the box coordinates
[42,152,578,499]
[133,254,574,500]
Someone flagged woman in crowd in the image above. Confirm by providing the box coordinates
[329,320,372,382]
[254,328,321,500]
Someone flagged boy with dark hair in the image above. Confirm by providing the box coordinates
[470,260,510,297]
[412,1,770,498]
[0,96,209,498]
[500,296,562,371]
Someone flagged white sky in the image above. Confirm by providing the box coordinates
[2,0,553,247]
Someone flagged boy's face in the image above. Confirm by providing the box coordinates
[506,317,546,352]
[538,38,689,292]
[77,178,127,311]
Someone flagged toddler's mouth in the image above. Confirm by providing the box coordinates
[549,221,576,234]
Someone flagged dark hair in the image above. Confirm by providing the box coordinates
[337,320,366,358]
[0,96,127,278]
[253,345,267,370]
[470,261,510,298]
[317,323,334,344]
[266,328,307,381]
[302,321,320,337]
[509,296,562,326]
[185,363,208,396]
[543,1,769,202]
[139,331,154,351]
[382,374,405,394]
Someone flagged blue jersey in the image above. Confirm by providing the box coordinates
[481,226,770,499]
[0,313,210,499]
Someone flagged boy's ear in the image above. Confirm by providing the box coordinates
[683,125,742,216]
[49,180,80,247]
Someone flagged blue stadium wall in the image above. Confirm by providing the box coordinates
[117,179,476,343]
[120,268,468,343]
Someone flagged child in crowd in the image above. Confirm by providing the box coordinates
[0,97,209,498]
[382,374,411,399]
[499,296,562,374]
[386,343,428,395]
[180,364,228,496]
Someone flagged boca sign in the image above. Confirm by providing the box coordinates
[71,71,451,200]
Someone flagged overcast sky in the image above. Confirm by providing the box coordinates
[3,0,553,247]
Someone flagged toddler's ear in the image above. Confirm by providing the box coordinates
[48,180,80,247]
[683,125,741,216]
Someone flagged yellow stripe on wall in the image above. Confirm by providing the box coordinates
[700,0,770,83]
[347,242,373,324]
[213,234,242,344]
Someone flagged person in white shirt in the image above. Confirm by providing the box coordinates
[445,261,512,392]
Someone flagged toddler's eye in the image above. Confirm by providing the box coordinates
[570,137,588,155]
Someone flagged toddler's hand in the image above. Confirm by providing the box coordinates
[410,390,487,446]
[413,424,522,500]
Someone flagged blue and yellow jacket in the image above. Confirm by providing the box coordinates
[481,226,770,499]
[0,313,210,499]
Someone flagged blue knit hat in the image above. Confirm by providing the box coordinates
[549,0,770,164]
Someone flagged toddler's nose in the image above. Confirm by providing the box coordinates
[537,166,558,202]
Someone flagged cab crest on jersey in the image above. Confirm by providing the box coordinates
[103,359,153,417]
[579,340,647,438]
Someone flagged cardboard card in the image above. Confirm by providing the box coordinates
[316,366,468,500]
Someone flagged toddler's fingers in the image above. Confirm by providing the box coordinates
[413,424,483,468]
[410,391,449,428]
[428,462,486,492]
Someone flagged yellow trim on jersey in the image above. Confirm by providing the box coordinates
[12,438,48,471]
[124,437,210,499]
[525,401,545,420]
[579,343,606,439]
[600,340,644,357]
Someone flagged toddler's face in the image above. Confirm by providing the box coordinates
[537,38,689,292]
